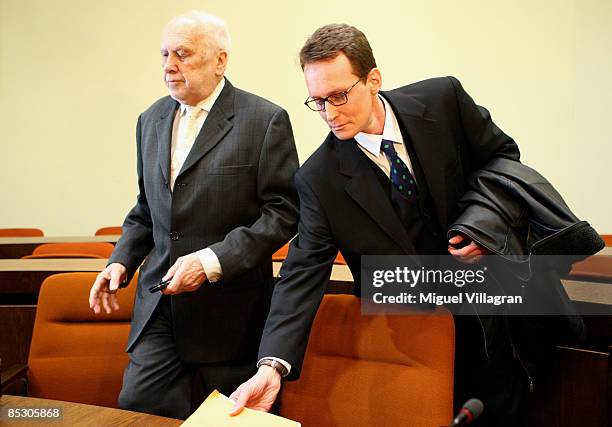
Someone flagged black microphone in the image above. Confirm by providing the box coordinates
[450,398,484,426]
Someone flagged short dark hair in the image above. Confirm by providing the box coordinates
[299,24,377,79]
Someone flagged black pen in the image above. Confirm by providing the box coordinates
[149,278,171,293]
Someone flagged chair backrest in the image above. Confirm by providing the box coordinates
[27,272,137,407]
[272,242,290,261]
[333,251,347,265]
[279,295,455,427]
[23,242,115,259]
[272,242,347,265]
[601,235,612,247]
[95,226,122,236]
[0,228,44,237]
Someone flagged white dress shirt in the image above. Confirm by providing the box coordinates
[354,95,416,179]
[170,78,226,282]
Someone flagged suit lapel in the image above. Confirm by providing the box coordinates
[338,139,416,254]
[381,91,448,231]
[178,80,235,178]
[155,98,179,186]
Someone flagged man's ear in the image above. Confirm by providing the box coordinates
[216,50,229,76]
[367,68,382,94]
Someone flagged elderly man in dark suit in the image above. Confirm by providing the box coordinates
[230,24,528,426]
[88,11,299,419]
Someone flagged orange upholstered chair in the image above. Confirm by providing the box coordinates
[95,226,122,236]
[273,242,348,265]
[26,272,137,407]
[279,295,455,427]
[22,242,115,259]
[0,228,44,237]
[601,235,612,247]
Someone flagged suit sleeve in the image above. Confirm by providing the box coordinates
[208,108,300,282]
[448,76,521,173]
[257,171,338,380]
[108,115,155,280]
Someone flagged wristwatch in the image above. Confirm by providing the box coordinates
[257,358,289,378]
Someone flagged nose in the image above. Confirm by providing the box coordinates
[325,102,339,122]
[163,54,178,74]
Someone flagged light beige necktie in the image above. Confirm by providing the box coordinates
[171,106,203,189]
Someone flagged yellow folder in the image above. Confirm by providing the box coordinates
[181,390,301,426]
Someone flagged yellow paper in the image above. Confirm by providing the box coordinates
[181,390,301,426]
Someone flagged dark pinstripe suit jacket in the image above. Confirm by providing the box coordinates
[110,79,299,363]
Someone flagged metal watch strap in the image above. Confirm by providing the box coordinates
[257,359,288,378]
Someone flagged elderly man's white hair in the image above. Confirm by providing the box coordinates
[168,10,232,52]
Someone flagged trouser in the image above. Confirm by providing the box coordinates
[118,296,257,420]
[454,315,530,427]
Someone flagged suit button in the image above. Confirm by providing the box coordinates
[170,231,180,241]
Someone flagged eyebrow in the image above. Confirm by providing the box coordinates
[310,85,351,99]
[160,45,193,54]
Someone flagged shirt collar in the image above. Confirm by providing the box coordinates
[353,95,404,156]
[179,77,226,116]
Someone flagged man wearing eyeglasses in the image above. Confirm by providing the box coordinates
[230,24,523,424]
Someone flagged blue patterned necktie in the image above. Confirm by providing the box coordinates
[380,139,417,201]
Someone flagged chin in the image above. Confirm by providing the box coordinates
[169,92,187,104]
[332,129,357,141]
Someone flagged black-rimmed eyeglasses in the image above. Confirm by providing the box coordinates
[304,78,362,112]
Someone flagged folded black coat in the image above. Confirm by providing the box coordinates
[448,157,604,378]
[449,157,603,262]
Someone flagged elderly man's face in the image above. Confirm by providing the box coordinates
[161,20,227,106]
[304,53,381,140]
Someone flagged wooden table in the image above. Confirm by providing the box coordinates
[0,259,349,297]
[273,261,355,293]
[0,259,107,296]
[569,254,612,283]
[0,395,182,426]
[0,235,120,259]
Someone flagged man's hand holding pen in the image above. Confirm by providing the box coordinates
[154,253,207,295]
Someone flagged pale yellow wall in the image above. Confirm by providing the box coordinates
[1,0,610,235]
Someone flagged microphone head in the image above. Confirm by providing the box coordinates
[462,398,484,418]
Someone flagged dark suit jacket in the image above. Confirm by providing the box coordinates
[109,79,299,364]
[258,76,520,379]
